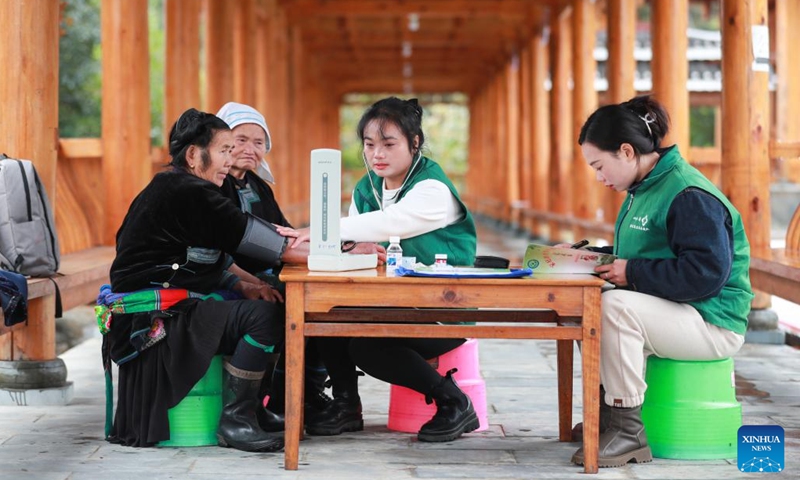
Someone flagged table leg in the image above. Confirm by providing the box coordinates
[581,287,602,474]
[284,282,305,470]
[557,339,574,441]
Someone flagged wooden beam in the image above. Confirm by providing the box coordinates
[773,0,800,183]
[0,0,59,202]
[506,57,521,225]
[603,0,635,224]
[283,0,551,21]
[58,138,103,159]
[165,0,201,142]
[651,0,689,154]
[233,0,257,104]
[720,0,771,307]
[102,0,150,245]
[530,30,550,239]
[549,8,573,240]
[571,0,598,233]
[204,0,235,112]
[769,140,800,159]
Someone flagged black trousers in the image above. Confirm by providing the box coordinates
[316,336,465,396]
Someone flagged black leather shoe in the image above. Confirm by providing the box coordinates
[305,391,363,436]
[417,369,480,442]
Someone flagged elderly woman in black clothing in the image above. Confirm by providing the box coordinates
[102,109,304,452]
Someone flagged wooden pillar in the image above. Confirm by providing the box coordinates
[0,0,59,201]
[0,0,60,363]
[651,0,689,154]
[604,0,636,227]
[519,44,533,233]
[530,30,551,239]
[255,0,271,121]
[774,0,800,183]
[102,0,151,245]
[233,0,257,104]
[506,57,521,226]
[720,0,771,303]
[165,0,201,140]
[572,0,599,234]
[549,9,573,240]
[289,26,304,213]
[204,0,234,113]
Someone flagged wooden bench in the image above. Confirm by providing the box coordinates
[750,203,800,305]
[0,246,115,361]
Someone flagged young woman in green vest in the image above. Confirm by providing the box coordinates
[569,96,753,468]
[279,96,480,443]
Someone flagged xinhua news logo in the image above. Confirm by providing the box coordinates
[738,425,784,473]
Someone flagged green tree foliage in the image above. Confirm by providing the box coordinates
[149,0,165,146]
[58,0,165,144]
[59,0,102,138]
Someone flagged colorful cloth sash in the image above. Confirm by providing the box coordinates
[95,284,222,334]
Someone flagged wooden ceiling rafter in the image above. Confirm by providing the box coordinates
[278,0,568,94]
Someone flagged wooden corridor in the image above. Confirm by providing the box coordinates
[1,0,799,409]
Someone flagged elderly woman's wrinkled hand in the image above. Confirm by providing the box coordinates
[236,280,284,303]
[275,225,310,249]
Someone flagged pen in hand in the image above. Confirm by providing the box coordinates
[571,239,589,249]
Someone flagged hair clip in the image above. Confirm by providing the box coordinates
[638,112,655,137]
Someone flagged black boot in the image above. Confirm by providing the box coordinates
[217,362,284,452]
[256,357,286,433]
[305,388,363,436]
[571,385,611,442]
[417,368,480,443]
[260,366,332,432]
[571,405,653,467]
[304,364,332,416]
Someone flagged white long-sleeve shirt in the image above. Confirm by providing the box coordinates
[340,179,465,242]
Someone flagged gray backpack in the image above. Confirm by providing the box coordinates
[0,154,60,276]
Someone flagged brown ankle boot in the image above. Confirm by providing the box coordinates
[571,405,653,468]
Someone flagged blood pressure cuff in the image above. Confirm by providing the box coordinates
[235,215,288,268]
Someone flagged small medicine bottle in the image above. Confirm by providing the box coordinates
[434,253,448,268]
[386,236,403,276]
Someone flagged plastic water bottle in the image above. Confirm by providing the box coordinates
[386,236,403,276]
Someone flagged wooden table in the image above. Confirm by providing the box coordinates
[280,265,605,473]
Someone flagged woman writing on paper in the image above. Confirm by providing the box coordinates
[570,96,752,468]
[279,96,480,443]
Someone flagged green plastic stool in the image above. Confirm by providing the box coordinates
[158,355,223,447]
[642,356,740,459]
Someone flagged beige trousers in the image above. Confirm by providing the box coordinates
[599,289,745,408]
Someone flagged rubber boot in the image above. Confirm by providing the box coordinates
[216,362,284,452]
[417,368,480,443]
[571,385,611,442]
[305,387,363,436]
[571,405,653,468]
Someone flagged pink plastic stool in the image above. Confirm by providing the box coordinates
[387,338,488,433]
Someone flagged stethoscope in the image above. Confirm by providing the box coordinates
[362,149,423,211]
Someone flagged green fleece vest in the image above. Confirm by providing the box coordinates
[614,147,753,334]
[352,156,477,266]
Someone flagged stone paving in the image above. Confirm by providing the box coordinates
[1,223,798,479]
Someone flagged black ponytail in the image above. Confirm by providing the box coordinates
[578,95,670,155]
